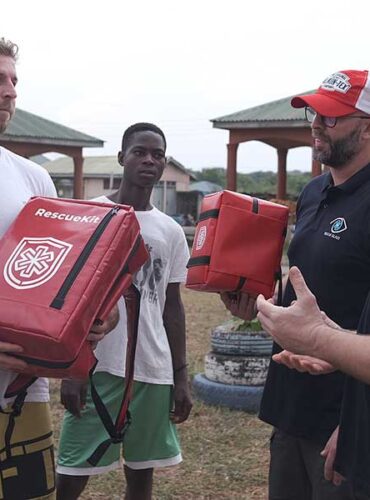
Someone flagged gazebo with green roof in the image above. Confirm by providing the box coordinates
[211,91,321,198]
[0,108,104,199]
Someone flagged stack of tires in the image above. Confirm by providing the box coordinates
[193,324,273,413]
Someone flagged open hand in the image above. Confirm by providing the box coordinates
[273,350,336,375]
[257,267,324,354]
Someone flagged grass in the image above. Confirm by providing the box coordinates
[50,287,270,499]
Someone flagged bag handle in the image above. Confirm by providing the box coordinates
[95,235,147,322]
[87,284,141,466]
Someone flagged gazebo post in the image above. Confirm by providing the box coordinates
[227,143,239,191]
[311,158,322,177]
[277,148,288,199]
[0,108,104,200]
[73,152,84,199]
[212,93,317,195]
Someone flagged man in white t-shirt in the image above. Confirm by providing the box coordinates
[56,123,193,500]
[0,38,117,499]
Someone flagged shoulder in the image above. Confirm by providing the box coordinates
[301,172,329,194]
[2,147,42,172]
[2,147,53,181]
[140,208,189,257]
[1,147,56,195]
[91,195,111,203]
[297,172,330,208]
[148,207,185,232]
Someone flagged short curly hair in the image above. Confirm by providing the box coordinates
[0,38,19,60]
[121,122,166,151]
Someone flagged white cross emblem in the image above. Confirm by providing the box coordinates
[3,237,73,289]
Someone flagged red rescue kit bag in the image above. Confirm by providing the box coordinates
[0,197,148,464]
[186,190,289,299]
[0,196,148,383]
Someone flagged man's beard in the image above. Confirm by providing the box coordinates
[313,127,362,168]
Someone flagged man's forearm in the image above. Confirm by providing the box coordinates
[163,284,193,423]
[313,326,370,384]
[163,305,187,373]
[162,283,187,373]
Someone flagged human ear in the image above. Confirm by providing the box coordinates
[362,125,370,141]
[118,151,125,166]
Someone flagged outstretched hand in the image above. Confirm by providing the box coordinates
[273,350,336,375]
[256,266,325,355]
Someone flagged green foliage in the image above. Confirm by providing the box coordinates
[219,317,264,332]
[287,170,311,197]
[190,167,312,199]
[188,167,226,187]
[234,317,263,332]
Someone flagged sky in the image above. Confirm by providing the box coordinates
[3,0,370,173]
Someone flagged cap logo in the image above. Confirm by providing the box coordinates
[321,73,351,94]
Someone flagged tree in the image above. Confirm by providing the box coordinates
[190,168,312,199]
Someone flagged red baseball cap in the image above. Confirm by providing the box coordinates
[291,70,370,117]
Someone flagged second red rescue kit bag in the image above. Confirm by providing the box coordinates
[0,196,148,464]
[186,190,289,299]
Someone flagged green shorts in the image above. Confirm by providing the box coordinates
[57,372,181,475]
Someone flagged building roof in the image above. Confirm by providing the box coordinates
[30,154,50,165]
[0,108,104,148]
[43,155,194,179]
[166,156,197,180]
[44,156,119,177]
[211,91,314,130]
[189,181,223,194]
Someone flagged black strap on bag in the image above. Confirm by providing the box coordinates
[0,381,36,461]
[4,374,37,400]
[87,284,141,466]
[275,268,283,306]
[275,223,288,307]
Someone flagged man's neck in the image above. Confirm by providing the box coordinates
[108,184,153,211]
[329,150,370,186]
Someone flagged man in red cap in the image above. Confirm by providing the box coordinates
[256,265,370,497]
[222,70,370,498]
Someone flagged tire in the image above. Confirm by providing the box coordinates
[211,329,273,356]
[204,352,270,386]
[192,373,264,413]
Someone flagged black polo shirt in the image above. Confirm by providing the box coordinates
[259,163,370,444]
[334,295,370,495]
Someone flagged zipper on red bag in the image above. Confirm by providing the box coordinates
[50,206,120,310]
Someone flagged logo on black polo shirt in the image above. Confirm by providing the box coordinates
[330,217,347,233]
[324,217,347,241]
